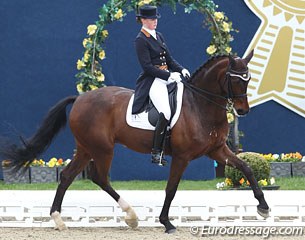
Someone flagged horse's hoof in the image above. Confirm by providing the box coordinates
[257,206,270,219]
[54,225,68,231]
[51,211,68,231]
[165,228,176,234]
[125,208,138,228]
[125,218,138,229]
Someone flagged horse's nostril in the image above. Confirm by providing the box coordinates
[237,109,248,116]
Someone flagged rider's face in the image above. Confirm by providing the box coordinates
[142,18,158,30]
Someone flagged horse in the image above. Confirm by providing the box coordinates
[0,49,270,233]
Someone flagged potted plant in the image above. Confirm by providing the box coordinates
[289,153,305,177]
[30,157,79,183]
[261,152,303,178]
[30,158,58,183]
[219,152,278,190]
[2,160,30,184]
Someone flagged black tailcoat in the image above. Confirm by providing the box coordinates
[132,29,183,114]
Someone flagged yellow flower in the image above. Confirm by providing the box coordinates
[138,0,152,6]
[48,162,55,167]
[99,50,106,60]
[96,72,105,82]
[83,51,90,63]
[47,157,57,167]
[82,38,92,48]
[227,112,234,123]
[114,9,123,20]
[102,30,109,38]
[214,11,224,21]
[87,24,97,35]
[225,47,232,54]
[206,45,217,55]
[258,179,268,186]
[77,59,86,70]
[76,83,83,93]
[225,178,233,187]
[32,159,45,167]
[90,85,98,90]
[222,21,230,32]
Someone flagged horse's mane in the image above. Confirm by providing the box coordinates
[188,55,229,83]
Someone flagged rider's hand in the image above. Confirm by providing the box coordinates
[168,72,182,83]
[181,69,191,79]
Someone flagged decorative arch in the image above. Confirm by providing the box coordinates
[75,0,236,93]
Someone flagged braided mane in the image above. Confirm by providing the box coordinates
[188,55,229,83]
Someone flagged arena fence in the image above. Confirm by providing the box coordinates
[0,190,304,228]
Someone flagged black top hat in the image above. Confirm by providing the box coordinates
[136,5,161,19]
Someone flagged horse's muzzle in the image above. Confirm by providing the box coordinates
[236,108,250,116]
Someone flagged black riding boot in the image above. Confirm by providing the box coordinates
[151,113,168,166]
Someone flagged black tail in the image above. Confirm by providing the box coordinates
[0,96,77,172]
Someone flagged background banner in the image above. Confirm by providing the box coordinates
[0,0,304,180]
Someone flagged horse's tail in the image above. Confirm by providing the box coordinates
[0,96,78,172]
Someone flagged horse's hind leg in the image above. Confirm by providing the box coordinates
[89,150,138,228]
[50,145,90,230]
[209,146,270,218]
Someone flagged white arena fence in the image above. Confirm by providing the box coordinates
[0,190,305,228]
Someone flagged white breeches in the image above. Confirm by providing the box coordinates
[149,77,171,120]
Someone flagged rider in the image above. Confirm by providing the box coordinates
[132,5,190,165]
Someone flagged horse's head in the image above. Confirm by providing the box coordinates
[225,50,253,116]
[185,50,253,116]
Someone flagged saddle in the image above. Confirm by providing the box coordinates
[126,81,184,131]
[145,82,178,126]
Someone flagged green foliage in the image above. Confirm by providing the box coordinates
[225,152,271,186]
[75,0,236,93]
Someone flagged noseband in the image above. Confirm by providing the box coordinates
[182,67,251,111]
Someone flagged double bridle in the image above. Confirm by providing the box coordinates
[182,66,251,111]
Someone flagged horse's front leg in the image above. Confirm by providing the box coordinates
[209,145,270,218]
[159,156,189,233]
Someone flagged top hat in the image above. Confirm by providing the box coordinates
[136,5,161,19]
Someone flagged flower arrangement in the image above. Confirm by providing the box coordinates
[261,152,304,163]
[205,11,237,55]
[30,158,71,168]
[75,0,236,93]
[224,152,270,187]
[2,158,71,168]
[216,177,276,190]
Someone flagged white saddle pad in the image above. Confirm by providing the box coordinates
[126,82,184,130]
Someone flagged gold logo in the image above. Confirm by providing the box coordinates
[244,0,305,117]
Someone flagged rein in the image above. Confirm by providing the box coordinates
[182,79,229,110]
[181,68,250,111]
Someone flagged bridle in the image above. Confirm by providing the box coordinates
[182,65,251,111]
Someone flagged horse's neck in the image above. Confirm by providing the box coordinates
[193,59,227,92]
[184,60,228,122]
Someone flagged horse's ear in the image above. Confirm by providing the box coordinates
[228,54,236,67]
[244,49,254,64]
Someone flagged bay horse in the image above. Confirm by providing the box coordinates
[1,50,270,233]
